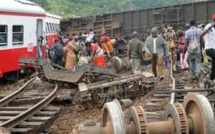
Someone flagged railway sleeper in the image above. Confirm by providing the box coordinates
[11,111,59,134]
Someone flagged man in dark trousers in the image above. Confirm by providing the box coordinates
[51,38,64,67]
[185,20,202,80]
[128,31,145,74]
[202,14,215,81]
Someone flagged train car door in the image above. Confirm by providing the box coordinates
[36,19,44,58]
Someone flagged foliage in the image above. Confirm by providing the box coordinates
[30,0,203,18]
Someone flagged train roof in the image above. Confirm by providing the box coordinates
[0,0,46,15]
[46,13,62,20]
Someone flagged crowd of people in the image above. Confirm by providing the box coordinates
[48,29,116,71]
[47,13,215,83]
[129,14,215,82]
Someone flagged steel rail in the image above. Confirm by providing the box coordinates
[1,83,58,128]
[170,59,175,104]
[0,77,36,107]
[156,89,214,93]
[88,75,142,91]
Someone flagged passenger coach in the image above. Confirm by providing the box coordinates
[0,0,61,79]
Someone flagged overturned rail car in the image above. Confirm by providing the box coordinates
[61,0,215,38]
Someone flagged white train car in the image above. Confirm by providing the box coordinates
[45,13,62,48]
[0,0,61,79]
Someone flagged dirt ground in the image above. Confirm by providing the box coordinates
[49,67,171,134]
[0,67,172,134]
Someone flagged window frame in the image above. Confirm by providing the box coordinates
[0,25,8,46]
[12,25,24,45]
[50,23,54,34]
[45,22,49,34]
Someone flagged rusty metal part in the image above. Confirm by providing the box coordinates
[1,83,59,128]
[78,73,154,107]
[165,103,189,134]
[183,93,215,134]
[109,56,131,72]
[119,99,133,109]
[87,75,142,91]
[0,77,36,107]
[147,119,175,134]
[19,58,117,84]
[102,99,126,134]
[123,58,132,71]
[127,106,148,134]
[109,56,123,72]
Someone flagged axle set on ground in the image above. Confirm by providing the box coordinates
[75,93,215,134]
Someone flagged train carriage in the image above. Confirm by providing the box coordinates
[45,13,62,48]
[0,0,61,79]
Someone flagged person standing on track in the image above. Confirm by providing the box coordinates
[145,28,169,81]
[128,31,145,74]
[165,27,176,71]
[202,14,215,81]
[185,20,203,81]
[176,30,189,70]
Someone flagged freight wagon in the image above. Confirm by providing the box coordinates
[61,0,215,38]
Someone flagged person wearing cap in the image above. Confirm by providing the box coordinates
[202,14,215,81]
[128,31,145,74]
[145,27,169,81]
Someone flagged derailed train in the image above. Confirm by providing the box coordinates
[61,0,215,38]
[0,0,61,79]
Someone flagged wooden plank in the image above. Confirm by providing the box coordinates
[0,111,23,116]
[0,116,51,122]
[16,121,44,128]
[0,107,29,111]
[0,107,60,112]
[0,110,58,116]
[11,128,32,133]
[35,111,58,117]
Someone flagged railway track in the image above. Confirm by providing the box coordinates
[75,61,215,134]
[0,77,60,134]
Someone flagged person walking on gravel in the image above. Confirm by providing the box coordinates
[202,14,215,81]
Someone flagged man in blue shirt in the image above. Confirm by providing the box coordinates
[185,20,203,80]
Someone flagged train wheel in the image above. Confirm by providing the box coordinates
[101,99,126,134]
[183,93,215,134]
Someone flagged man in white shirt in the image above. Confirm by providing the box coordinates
[202,14,215,80]
[145,28,169,81]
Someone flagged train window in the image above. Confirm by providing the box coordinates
[0,25,7,46]
[45,22,49,34]
[57,24,60,31]
[12,25,23,45]
[50,23,54,33]
[47,23,51,34]
[48,23,52,34]
[54,24,57,33]
[53,24,56,33]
